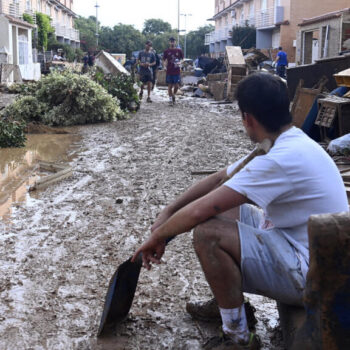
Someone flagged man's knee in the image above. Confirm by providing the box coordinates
[193,221,219,253]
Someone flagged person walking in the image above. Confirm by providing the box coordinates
[150,44,160,91]
[274,47,288,78]
[163,37,183,106]
[137,40,156,103]
[132,73,348,349]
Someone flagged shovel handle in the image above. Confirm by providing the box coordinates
[162,138,273,248]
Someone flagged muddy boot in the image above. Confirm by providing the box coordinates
[147,97,152,103]
[186,298,258,331]
[203,332,261,350]
[172,95,176,105]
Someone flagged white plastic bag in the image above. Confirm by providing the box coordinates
[327,134,350,155]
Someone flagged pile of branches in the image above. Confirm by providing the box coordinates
[92,68,140,112]
[1,71,125,132]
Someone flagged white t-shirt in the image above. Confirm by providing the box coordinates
[225,127,349,269]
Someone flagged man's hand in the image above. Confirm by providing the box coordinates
[131,235,166,270]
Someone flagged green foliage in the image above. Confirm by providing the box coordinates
[47,38,84,62]
[150,31,183,54]
[99,24,145,57]
[36,12,55,51]
[7,81,39,95]
[22,13,34,24]
[0,118,26,148]
[231,25,256,49]
[36,71,124,126]
[93,69,140,111]
[75,16,99,52]
[3,72,124,128]
[1,96,45,123]
[142,19,172,36]
[185,25,214,58]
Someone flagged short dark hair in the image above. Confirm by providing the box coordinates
[279,46,283,50]
[169,37,176,42]
[146,40,152,46]
[235,73,292,133]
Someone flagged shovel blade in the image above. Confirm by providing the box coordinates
[97,257,142,337]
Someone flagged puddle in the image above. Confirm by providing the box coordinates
[0,132,81,223]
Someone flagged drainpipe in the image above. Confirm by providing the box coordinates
[323,25,329,58]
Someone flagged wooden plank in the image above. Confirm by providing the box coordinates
[29,163,73,191]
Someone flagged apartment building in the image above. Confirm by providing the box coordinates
[0,0,40,81]
[206,0,350,63]
[0,0,80,47]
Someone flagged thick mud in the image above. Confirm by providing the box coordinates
[0,90,283,349]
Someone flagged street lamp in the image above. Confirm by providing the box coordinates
[180,13,192,58]
[177,0,180,44]
[95,1,100,48]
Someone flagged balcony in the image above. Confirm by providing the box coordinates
[205,27,232,45]
[52,22,80,41]
[255,6,284,28]
[0,0,25,19]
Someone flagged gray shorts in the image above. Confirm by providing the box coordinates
[238,204,306,306]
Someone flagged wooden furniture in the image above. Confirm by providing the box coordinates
[315,95,350,140]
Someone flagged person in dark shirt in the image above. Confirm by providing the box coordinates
[163,37,184,106]
[88,52,95,67]
[274,47,288,78]
[150,44,160,91]
[138,40,156,103]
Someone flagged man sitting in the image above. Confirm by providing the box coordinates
[132,73,348,349]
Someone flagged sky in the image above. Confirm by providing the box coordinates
[74,0,215,32]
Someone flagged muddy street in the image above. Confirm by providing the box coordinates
[0,91,282,349]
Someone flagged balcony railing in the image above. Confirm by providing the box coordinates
[52,22,79,41]
[255,6,284,28]
[205,27,232,45]
[0,0,26,19]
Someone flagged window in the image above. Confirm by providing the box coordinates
[26,0,31,11]
[261,0,267,11]
[37,0,41,12]
[18,30,29,65]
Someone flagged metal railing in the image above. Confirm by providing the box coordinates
[0,0,25,18]
[205,27,232,45]
[255,6,284,28]
[52,22,79,41]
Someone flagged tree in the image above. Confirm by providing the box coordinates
[142,19,172,36]
[75,16,99,52]
[231,24,256,49]
[36,12,55,51]
[151,31,183,54]
[99,24,145,57]
[185,25,213,59]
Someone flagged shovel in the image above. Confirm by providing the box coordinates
[97,139,272,337]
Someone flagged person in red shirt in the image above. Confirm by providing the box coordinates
[163,37,184,106]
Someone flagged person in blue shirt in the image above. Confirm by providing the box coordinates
[274,47,288,78]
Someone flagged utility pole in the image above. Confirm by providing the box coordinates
[95,1,100,49]
[181,13,192,58]
[177,0,180,45]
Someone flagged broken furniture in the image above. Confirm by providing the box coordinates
[29,162,73,191]
[224,46,247,102]
[291,78,328,128]
[333,68,350,88]
[315,95,350,141]
[95,51,130,76]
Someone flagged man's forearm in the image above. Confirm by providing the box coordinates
[164,168,227,216]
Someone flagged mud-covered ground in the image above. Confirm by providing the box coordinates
[0,90,283,349]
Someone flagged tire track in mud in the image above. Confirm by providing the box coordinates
[0,91,283,349]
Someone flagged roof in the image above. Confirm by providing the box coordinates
[299,8,350,26]
[3,14,36,29]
